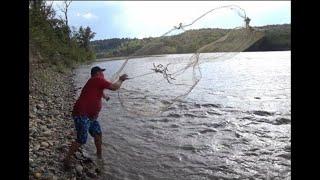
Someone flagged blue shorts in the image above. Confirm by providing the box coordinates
[73,116,102,144]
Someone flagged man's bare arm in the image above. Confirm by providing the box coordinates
[108,79,123,91]
[108,74,128,91]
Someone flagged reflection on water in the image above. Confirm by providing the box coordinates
[74,51,291,179]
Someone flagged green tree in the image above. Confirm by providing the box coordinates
[30,0,97,69]
[75,26,96,51]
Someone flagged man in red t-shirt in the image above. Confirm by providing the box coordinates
[63,66,128,168]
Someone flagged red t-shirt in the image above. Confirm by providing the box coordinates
[72,76,112,119]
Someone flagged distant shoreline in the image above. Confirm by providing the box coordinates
[94,54,167,62]
[94,50,291,62]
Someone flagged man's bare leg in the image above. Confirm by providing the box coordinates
[63,141,81,167]
[94,134,102,159]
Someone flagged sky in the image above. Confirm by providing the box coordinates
[49,1,291,40]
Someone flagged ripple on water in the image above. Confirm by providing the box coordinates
[184,113,208,118]
[170,124,180,128]
[251,110,275,116]
[149,118,170,123]
[180,145,197,152]
[243,152,259,156]
[186,132,201,137]
[276,153,291,160]
[199,128,217,134]
[273,117,291,125]
[167,106,177,110]
[207,110,222,116]
[167,113,182,118]
[160,100,171,105]
[158,118,170,123]
[201,103,222,108]
[207,122,228,129]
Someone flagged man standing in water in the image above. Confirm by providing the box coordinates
[63,66,128,168]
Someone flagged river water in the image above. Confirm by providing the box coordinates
[73,51,291,180]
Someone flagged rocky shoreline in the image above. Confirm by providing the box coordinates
[29,60,100,180]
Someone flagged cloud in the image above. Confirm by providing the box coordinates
[67,1,290,39]
[112,1,290,38]
[83,12,98,19]
[76,12,98,20]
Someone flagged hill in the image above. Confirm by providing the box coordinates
[91,24,291,59]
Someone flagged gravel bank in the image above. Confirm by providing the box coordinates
[29,60,100,180]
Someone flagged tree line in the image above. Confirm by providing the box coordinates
[91,24,291,59]
[29,0,96,70]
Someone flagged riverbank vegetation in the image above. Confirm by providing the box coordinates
[29,0,96,72]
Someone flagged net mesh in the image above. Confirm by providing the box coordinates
[108,5,265,116]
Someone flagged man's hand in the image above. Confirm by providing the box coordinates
[103,92,110,102]
[104,96,110,102]
[119,74,129,81]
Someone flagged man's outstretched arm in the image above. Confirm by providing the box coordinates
[108,74,128,91]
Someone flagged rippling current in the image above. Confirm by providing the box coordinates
[73,51,291,180]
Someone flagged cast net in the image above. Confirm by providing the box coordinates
[107,5,265,116]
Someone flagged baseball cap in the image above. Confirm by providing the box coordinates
[91,66,105,76]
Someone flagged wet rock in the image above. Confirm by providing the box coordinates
[34,172,41,179]
[47,141,54,146]
[30,127,37,135]
[82,151,89,158]
[47,124,54,129]
[83,157,94,164]
[30,162,36,168]
[76,165,83,174]
[75,152,82,160]
[87,170,98,178]
[51,175,58,180]
[34,144,41,151]
[43,130,51,136]
[41,142,49,148]
[36,104,45,109]
[30,113,36,119]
